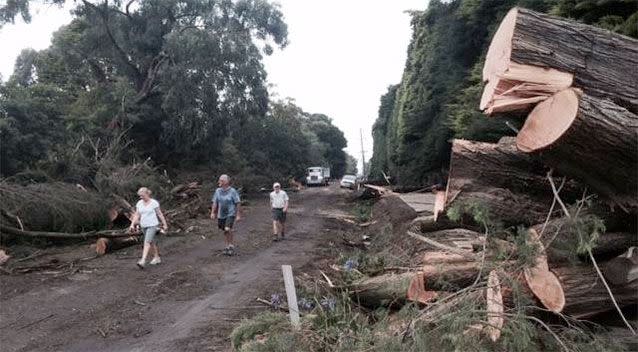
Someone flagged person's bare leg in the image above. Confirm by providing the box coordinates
[225,229,234,246]
[151,243,160,259]
[141,243,151,262]
[281,221,286,237]
[272,220,278,235]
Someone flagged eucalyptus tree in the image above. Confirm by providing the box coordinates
[3,0,288,165]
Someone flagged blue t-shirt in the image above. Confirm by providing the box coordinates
[212,187,241,219]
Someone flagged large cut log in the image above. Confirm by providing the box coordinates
[517,89,638,211]
[482,7,638,114]
[553,265,638,318]
[533,217,638,262]
[350,272,438,308]
[602,248,638,286]
[95,235,143,255]
[439,138,582,227]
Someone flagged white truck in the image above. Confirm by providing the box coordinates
[305,166,330,186]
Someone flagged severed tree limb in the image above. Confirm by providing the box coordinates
[0,224,135,240]
[407,230,478,260]
[547,172,636,335]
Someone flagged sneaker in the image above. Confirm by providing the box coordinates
[228,245,236,256]
[272,235,280,242]
[136,259,146,269]
[150,257,162,265]
[222,247,230,256]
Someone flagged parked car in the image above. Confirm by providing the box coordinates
[340,175,357,189]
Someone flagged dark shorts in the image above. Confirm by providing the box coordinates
[272,208,286,222]
[218,216,235,231]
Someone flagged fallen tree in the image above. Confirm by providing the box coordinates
[437,138,582,227]
[350,272,439,308]
[0,224,131,240]
[517,89,638,211]
[553,264,638,318]
[96,235,143,255]
[0,182,110,233]
[481,7,638,114]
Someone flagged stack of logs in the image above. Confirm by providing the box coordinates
[351,7,638,341]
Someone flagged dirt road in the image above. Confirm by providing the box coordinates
[0,185,352,352]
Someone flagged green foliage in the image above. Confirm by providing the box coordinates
[230,312,291,351]
[446,199,496,231]
[550,0,638,37]
[352,201,372,222]
[368,84,398,179]
[369,0,636,186]
[1,1,349,190]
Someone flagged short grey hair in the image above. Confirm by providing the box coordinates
[137,187,152,196]
[273,182,281,188]
[219,174,230,182]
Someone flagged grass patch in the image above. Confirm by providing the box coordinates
[352,200,373,222]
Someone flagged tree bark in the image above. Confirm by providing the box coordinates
[482,7,638,114]
[602,248,638,286]
[518,89,638,211]
[552,265,638,318]
[441,138,582,227]
[533,217,638,262]
[95,235,142,255]
[350,272,439,308]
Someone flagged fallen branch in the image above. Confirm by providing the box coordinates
[407,230,477,260]
[0,224,132,240]
[547,172,636,335]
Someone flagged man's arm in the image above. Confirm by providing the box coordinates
[283,193,289,212]
[234,190,242,220]
[210,202,218,219]
[210,189,219,219]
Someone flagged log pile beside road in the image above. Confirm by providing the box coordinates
[349,7,638,342]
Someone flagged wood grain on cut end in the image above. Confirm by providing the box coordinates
[483,8,518,81]
[486,271,504,342]
[524,266,565,313]
[517,88,579,152]
[406,273,439,304]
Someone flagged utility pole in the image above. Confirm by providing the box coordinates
[359,128,366,176]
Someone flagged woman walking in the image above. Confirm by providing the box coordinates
[211,174,241,256]
[129,187,168,269]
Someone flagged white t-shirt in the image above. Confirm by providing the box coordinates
[270,190,289,209]
[136,199,160,227]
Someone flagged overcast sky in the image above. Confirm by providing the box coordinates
[0,0,426,171]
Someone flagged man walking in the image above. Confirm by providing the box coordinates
[270,182,289,242]
[211,174,241,256]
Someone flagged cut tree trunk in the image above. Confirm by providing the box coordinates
[421,251,470,264]
[532,217,638,262]
[350,272,439,308]
[602,248,638,286]
[553,265,638,318]
[95,236,142,255]
[482,7,638,114]
[440,137,582,227]
[517,89,638,211]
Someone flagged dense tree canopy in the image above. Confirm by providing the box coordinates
[0,0,350,186]
[368,0,637,186]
